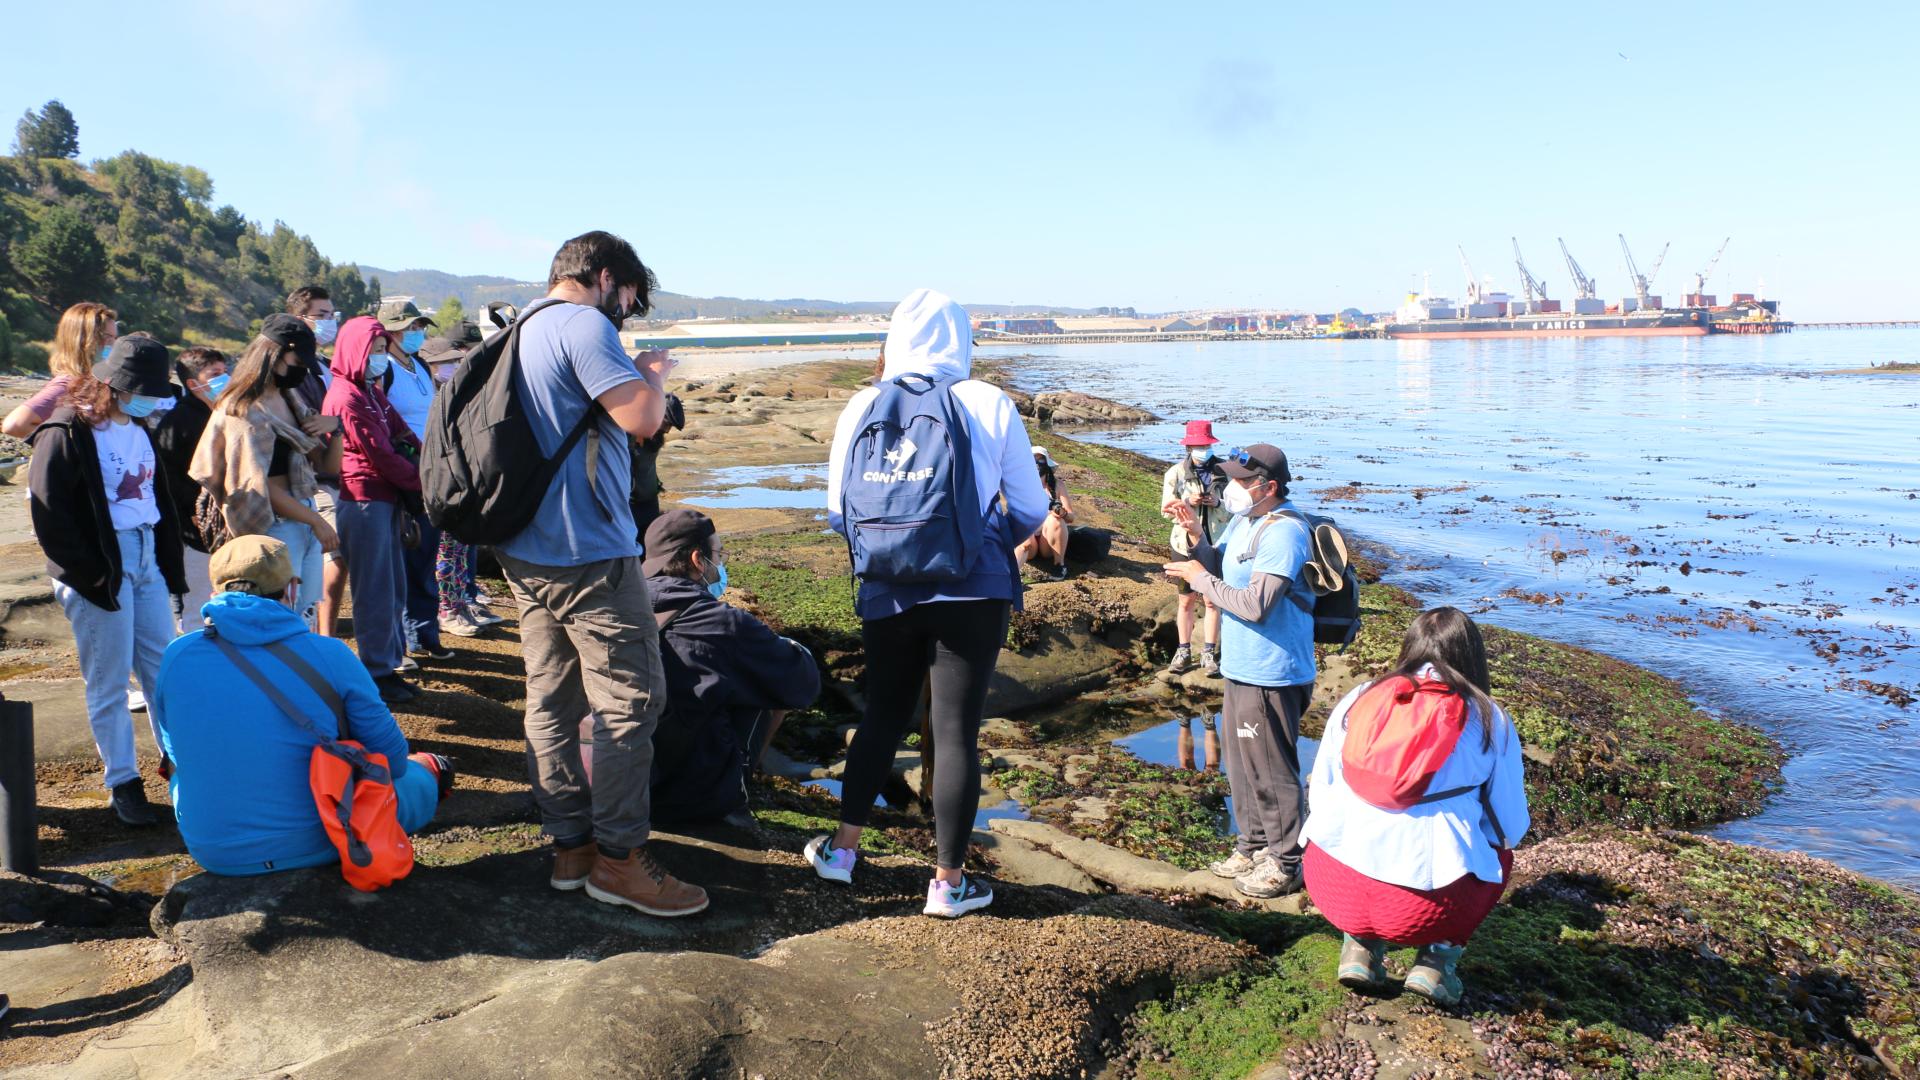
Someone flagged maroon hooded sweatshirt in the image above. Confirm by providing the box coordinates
[322,316,420,503]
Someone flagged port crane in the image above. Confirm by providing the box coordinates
[1457,246,1485,304]
[1692,237,1731,296]
[1558,238,1598,299]
[1619,233,1670,308]
[1512,238,1550,302]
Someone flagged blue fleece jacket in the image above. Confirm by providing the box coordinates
[153,592,423,875]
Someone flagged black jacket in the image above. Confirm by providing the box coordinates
[646,573,820,822]
[151,393,212,551]
[29,409,190,610]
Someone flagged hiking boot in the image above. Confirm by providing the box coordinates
[1166,645,1195,675]
[586,846,710,917]
[1207,849,1259,879]
[375,674,418,705]
[1404,943,1466,1006]
[550,841,597,891]
[923,874,994,918]
[1234,858,1303,899]
[804,834,857,884]
[1338,934,1389,992]
[110,779,160,827]
[466,603,505,627]
[439,607,483,637]
[1200,644,1221,677]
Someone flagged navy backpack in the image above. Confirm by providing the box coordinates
[839,374,984,584]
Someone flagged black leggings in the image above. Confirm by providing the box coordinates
[839,599,1010,870]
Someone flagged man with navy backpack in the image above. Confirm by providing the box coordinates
[1163,443,1317,899]
[807,289,1051,919]
[490,231,707,919]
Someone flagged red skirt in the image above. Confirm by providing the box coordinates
[1303,842,1512,947]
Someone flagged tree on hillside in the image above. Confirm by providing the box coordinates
[436,294,466,328]
[10,204,106,310]
[326,263,373,317]
[12,100,79,159]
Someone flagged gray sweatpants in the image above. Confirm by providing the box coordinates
[499,552,667,852]
[1221,678,1314,871]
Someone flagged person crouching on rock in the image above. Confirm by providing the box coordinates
[642,509,820,824]
[811,288,1051,918]
[1014,445,1073,580]
[1300,607,1530,1006]
[1160,421,1229,677]
[150,535,451,875]
[1162,443,1316,899]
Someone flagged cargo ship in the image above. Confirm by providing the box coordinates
[1385,301,1710,339]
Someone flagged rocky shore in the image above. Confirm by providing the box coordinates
[2,357,1915,1078]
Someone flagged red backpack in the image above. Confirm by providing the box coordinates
[1341,675,1470,807]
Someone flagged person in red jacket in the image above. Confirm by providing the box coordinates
[321,316,421,704]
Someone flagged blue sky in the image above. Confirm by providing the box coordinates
[5,1,1914,318]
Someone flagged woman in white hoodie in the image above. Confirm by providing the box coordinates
[806,289,1051,918]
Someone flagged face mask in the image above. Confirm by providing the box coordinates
[274,364,308,389]
[705,560,728,599]
[597,288,632,328]
[1222,481,1257,516]
[203,374,231,399]
[400,330,426,355]
[366,353,391,380]
[312,317,339,347]
[1189,448,1211,465]
[432,363,456,384]
[99,345,114,362]
[121,394,163,418]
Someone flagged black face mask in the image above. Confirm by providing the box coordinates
[597,289,631,329]
[274,365,308,389]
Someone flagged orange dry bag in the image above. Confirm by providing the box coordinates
[1340,674,1470,810]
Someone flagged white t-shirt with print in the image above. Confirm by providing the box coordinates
[94,418,160,530]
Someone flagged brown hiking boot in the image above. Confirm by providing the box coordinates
[585,846,709,917]
[550,842,596,891]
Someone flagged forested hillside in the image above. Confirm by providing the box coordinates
[0,100,371,369]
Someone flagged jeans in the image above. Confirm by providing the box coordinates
[266,499,325,631]
[400,512,443,649]
[335,499,405,677]
[178,544,215,634]
[498,552,666,851]
[54,525,173,787]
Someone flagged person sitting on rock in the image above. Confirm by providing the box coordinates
[643,509,820,824]
[1160,421,1229,676]
[1300,607,1530,1006]
[1014,445,1074,580]
[151,535,451,876]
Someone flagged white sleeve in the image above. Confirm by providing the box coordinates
[1311,683,1366,792]
[994,396,1051,541]
[824,388,878,528]
[1485,704,1532,847]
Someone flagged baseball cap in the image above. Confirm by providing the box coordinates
[641,509,717,578]
[260,313,319,367]
[1218,442,1291,485]
[209,534,296,596]
[93,335,175,398]
[418,336,467,364]
[377,299,434,332]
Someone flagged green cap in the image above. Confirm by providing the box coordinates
[376,299,434,332]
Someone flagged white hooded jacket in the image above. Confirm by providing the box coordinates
[826,289,1051,616]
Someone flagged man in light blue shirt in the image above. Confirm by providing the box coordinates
[495,231,708,919]
[1164,442,1316,899]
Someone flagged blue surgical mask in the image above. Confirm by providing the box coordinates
[400,330,426,355]
[706,561,728,599]
[312,317,339,347]
[203,374,231,399]
[99,345,113,362]
[121,394,163,418]
[365,353,391,379]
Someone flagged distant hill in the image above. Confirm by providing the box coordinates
[362,266,1109,322]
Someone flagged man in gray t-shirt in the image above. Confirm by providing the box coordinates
[497,231,708,918]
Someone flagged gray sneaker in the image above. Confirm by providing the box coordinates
[1234,859,1303,899]
[1207,850,1259,879]
[1166,645,1195,675]
[1200,645,1221,677]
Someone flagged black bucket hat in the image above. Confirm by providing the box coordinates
[641,509,717,578]
[93,335,174,398]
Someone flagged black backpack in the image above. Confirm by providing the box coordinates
[422,300,597,545]
[1245,509,1363,649]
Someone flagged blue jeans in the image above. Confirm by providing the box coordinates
[335,499,405,678]
[266,499,325,631]
[54,525,173,787]
[400,512,443,649]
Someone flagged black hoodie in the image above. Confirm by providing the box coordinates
[646,573,821,822]
[29,408,189,610]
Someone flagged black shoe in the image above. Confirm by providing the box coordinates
[410,642,455,661]
[110,779,160,827]
[1054,563,1068,580]
[426,753,456,798]
[375,674,418,705]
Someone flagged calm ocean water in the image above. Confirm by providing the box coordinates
[995,331,1920,887]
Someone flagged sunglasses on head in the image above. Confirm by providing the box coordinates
[1227,447,1254,467]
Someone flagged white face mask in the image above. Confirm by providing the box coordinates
[1188,448,1211,465]
[1222,481,1257,515]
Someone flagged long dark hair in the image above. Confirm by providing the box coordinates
[220,334,294,418]
[1384,606,1498,749]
